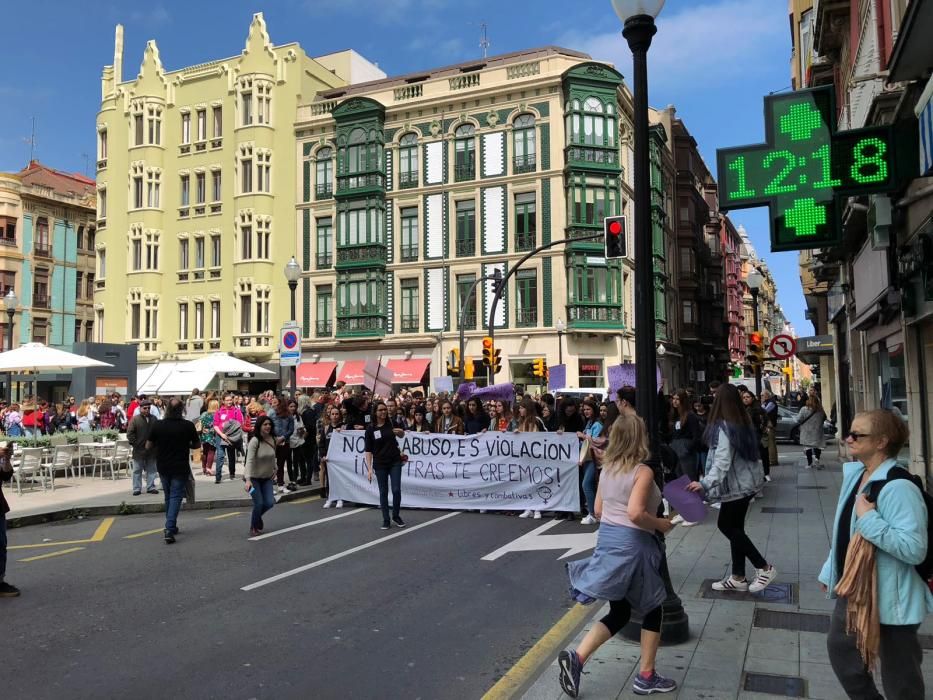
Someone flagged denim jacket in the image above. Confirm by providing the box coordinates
[818,459,933,626]
[699,428,764,503]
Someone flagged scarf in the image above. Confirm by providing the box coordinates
[834,532,880,669]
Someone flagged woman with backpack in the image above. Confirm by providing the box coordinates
[796,391,827,469]
[820,409,931,700]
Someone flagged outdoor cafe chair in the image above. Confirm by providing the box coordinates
[12,447,49,494]
[97,441,131,480]
[42,444,79,481]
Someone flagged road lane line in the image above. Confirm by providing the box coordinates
[242,511,461,590]
[124,528,165,539]
[205,511,243,520]
[18,547,86,563]
[481,603,593,700]
[89,517,115,542]
[288,495,322,505]
[248,508,365,541]
[9,516,116,550]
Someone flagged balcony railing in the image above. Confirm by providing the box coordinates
[316,320,333,337]
[566,146,619,167]
[316,253,333,269]
[32,294,50,309]
[454,163,475,182]
[337,315,387,334]
[515,233,536,252]
[0,237,17,247]
[400,317,419,333]
[516,308,538,327]
[336,243,387,266]
[455,238,475,257]
[336,172,385,194]
[398,171,419,189]
[513,154,536,174]
[316,183,333,199]
[34,244,51,258]
[400,245,419,262]
[568,304,622,324]
[459,311,476,330]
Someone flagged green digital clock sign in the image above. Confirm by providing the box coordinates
[716,86,897,252]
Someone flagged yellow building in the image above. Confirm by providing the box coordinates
[95,13,383,372]
[294,47,644,391]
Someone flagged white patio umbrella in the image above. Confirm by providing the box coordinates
[174,352,276,379]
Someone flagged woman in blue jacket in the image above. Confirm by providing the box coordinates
[819,409,932,699]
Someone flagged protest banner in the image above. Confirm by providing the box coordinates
[327,430,580,512]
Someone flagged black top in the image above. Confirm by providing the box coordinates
[671,412,702,451]
[364,421,402,469]
[1,455,13,515]
[836,478,861,580]
[148,417,200,477]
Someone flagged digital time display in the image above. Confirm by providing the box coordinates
[716,86,897,252]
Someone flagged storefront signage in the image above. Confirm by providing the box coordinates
[95,376,128,396]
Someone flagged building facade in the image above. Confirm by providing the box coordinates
[0,161,97,353]
[295,47,649,391]
[94,14,382,370]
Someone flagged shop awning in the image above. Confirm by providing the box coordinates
[337,360,367,385]
[297,361,337,388]
[385,358,431,385]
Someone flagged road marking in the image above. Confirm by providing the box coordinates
[242,511,461,590]
[205,511,243,520]
[481,603,593,700]
[289,495,322,505]
[8,516,116,550]
[248,508,365,541]
[18,546,86,563]
[124,528,165,539]
[481,519,596,561]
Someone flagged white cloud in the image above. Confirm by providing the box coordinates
[558,0,786,98]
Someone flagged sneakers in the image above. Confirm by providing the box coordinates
[163,529,176,544]
[147,488,159,494]
[249,527,261,538]
[712,576,749,592]
[749,565,778,593]
[381,521,391,530]
[519,509,533,518]
[392,515,406,528]
[580,515,597,525]
[670,514,685,526]
[335,499,344,508]
[710,502,721,510]
[323,500,333,508]
[0,581,21,597]
[680,520,699,528]
[764,475,772,482]
[533,511,542,519]
[558,649,582,698]
[132,490,141,496]
[633,671,677,695]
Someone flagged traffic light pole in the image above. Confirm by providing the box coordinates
[751,288,762,397]
[458,274,494,385]
[485,233,602,383]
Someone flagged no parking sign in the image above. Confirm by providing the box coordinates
[279,323,301,367]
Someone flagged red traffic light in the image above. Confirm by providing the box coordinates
[608,220,623,236]
[482,336,493,349]
[749,332,762,346]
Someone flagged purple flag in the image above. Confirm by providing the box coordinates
[608,363,662,393]
[548,364,567,391]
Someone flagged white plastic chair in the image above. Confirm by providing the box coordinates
[99,442,131,480]
[42,445,79,481]
[13,447,48,494]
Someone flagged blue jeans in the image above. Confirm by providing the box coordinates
[697,450,708,478]
[214,440,238,482]
[0,515,7,581]
[249,477,275,530]
[582,461,598,518]
[375,463,402,524]
[161,474,187,534]
[132,456,158,493]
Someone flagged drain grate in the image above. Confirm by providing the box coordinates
[699,580,797,604]
[743,672,806,697]
[753,609,830,633]
[796,485,827,490]
[761,507,804,513]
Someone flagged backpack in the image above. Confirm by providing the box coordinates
[867,466,933,585]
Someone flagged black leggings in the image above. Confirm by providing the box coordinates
[600,599,663,636]
[759,444,770,477]
[805,448,822,465]
[718,496,767,578]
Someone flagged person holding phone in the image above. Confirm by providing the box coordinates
[244,416,277,537]
[364,401,406,531]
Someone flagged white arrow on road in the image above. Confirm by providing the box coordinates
[481,519,596,561]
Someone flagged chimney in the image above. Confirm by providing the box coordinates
[114,24,124,85]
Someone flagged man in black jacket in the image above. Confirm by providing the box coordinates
[1,444,19,596]
[146,398,199,544]
[299,394,324,484]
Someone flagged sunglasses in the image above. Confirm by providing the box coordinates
[846,431,871,441]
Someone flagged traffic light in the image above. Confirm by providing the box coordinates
[532,357,548,378]
[603,215,626,259]
[782,365,794,380]
[746,331,764,369]
[482,337,494,367]
[447,348,460,377]
[492,348,502,375]
[464,356,474,380]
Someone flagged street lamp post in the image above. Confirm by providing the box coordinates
[4,289,17,401]
[283,256,301,397]
[746,268,764,397]
[614,0,689,645]
[556,319,566,366]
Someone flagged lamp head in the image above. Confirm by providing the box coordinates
[746,269,764,290]
[556,319,566,333]
[3,288,17,312]
[611,0,665,22]
[283,256,301,284]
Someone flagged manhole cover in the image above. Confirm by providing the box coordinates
[744,672,806,697]
[699,580,796,604]
[753,609,830,633]
[761,507,804,513]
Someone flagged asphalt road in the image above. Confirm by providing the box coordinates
[2,497,591,700]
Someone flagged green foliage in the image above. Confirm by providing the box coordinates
[5,429,119,449]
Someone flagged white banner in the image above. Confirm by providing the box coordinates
[326,431,581,512]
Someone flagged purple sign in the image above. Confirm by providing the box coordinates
[662,475,708,524]
[457,381,515,403]
[548,364,567,391]
[607,363,663,394]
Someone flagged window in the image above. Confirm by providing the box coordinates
[400,207,419,261]
[682,300,696,325]
[0,217,14,245]
[35,217,50,255]
[132,172,144,209]
[144,297,158,339]
[146,169,161,208]
[212,106,223,138]
[567,97,616,148]
[98,189,107,220]
[196,109,207,141]
[76,271,83,299]
[515,269,538,326]
[570,260,617,307]
[33,270,49,308]
[337,275,385,320]
[514,192,536,251]
[256,151,271,192]
[256,83,271,124]
[95,309,103,342]
[454,124,476,181]
[255,288,270,334]
[180,175,190,206]
[132,237,143,271]
[316,217,333,268]
[338,205,383,246]
[87,273,95,297]
[32,320,48,344]
[455,200,475,257]
[76,225,84,250]
[98,129,108,161]
[513,114,536,172]
[569,180,617,226]
[210,300,221,338]
[84,321,93,343]
[134,114,144,146]
[398,134,419,188]
[240,147,253,194]
[194,301,204,339]
[241,87,253,126]
[196,172,206,204]
[147,106,162,145]
[98,250,106,279]
[240,218,253,260]
[179,302,189,340]
[178,238,189,270]
[211,170,221,201]
[210,235,221,267]
[316,285,332,337]
[400,278,419,332]
[145,232,159,270]
[0,271,15,295]
[256,217,271,259]
[457,274,477,329]
[315,147,333,198]
[194,237,205,269]
[679,247,695,275]
[181,112,191,144]
[578,359,605,389]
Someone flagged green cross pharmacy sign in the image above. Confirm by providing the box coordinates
[717,86,898,252]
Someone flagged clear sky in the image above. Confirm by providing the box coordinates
[0,0,805,333]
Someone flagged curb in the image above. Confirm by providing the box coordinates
[7,486,326,529]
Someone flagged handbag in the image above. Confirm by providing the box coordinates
[185,470,196,504]
[578,438,592,466]
[289,431,305,449]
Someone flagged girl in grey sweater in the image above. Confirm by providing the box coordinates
[245,416,278,537]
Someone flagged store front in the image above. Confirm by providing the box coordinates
[578,359,605,389]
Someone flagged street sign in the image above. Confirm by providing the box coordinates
[769,334,796,360]
[481,519,596,561]
[279,323,300,367]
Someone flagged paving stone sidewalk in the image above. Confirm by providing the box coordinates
[522,451,933,699]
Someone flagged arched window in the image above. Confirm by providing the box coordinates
[566,96,616,149]
[399,133,419,188]
[316,147,333,198]
[512,114,536,173]
[455,124,476,181]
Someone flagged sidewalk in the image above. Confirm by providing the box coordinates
[6,465,323,527]
[522,451,933,699]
